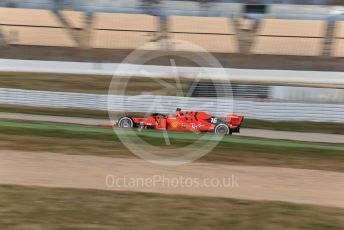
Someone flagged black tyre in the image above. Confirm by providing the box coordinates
[214,123,231,135]
[117,117,134,128]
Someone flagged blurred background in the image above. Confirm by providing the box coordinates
[0,0,343,120]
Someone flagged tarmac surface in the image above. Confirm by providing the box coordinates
[1,112,343,143]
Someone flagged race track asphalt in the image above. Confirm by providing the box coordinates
[0,112,344,143]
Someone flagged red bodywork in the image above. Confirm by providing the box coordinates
[124,110,244,133]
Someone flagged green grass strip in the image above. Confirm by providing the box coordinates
[1,120,344,151]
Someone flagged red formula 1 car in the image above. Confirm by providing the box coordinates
[117,108,244,135]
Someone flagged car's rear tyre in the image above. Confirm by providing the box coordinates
[214,123,231,135]
[117,117,134,128]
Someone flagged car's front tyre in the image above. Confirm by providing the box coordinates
[117,117,134,128]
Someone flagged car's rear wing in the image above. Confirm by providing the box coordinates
[225,114,244,126]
